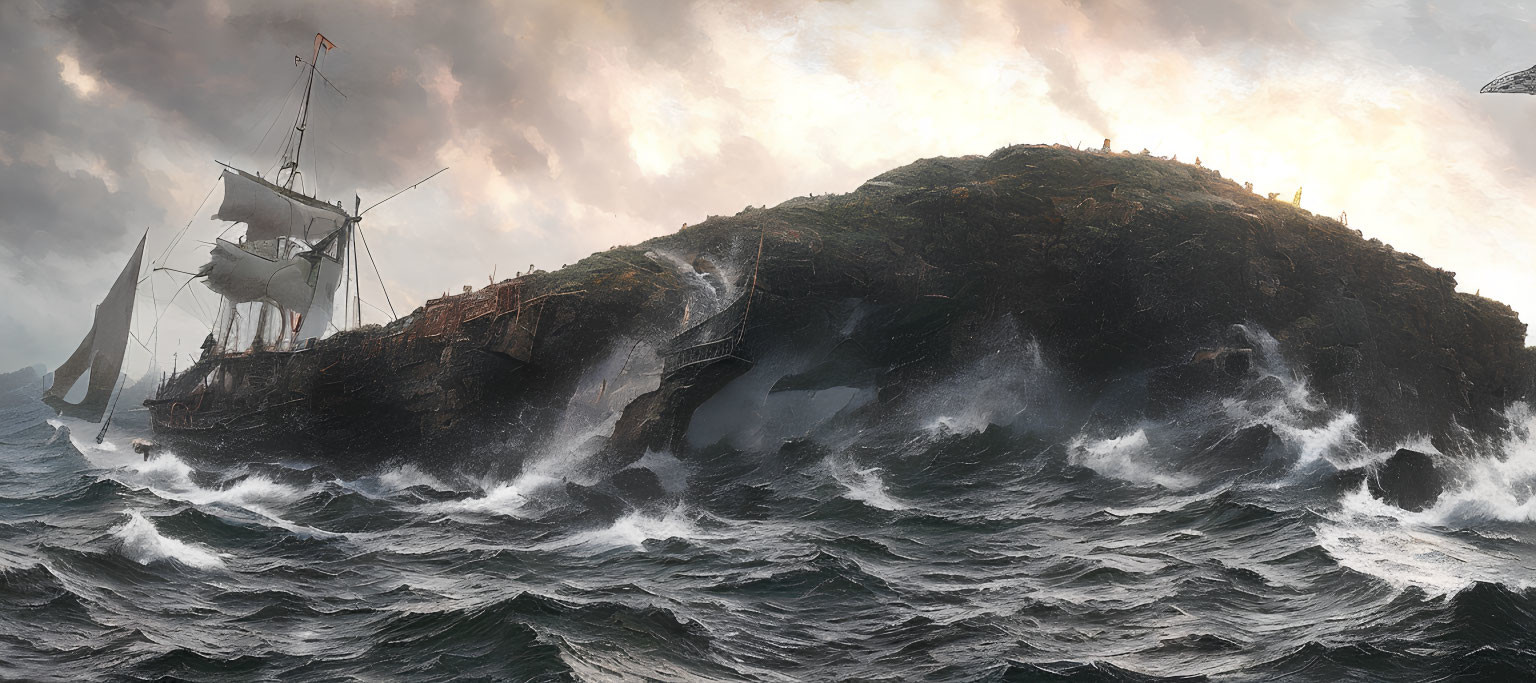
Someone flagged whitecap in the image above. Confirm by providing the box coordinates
[1070,429,1194,489]
[829,458,909,511]
[415,473,561,518]
[341,463,454,498]
[111,510,225,570]
[1316,478,1531,596]
[552,505,724,551]
[105,453,337,537]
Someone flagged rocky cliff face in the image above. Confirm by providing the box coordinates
[165,145,1534,473]
[598,144,1532,459]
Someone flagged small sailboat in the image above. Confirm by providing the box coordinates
[41,233,146,422]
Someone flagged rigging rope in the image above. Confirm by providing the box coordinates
[249,67,308,156]
[153,180,220,268]
[356,224,397,319]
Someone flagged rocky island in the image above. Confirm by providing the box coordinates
[149,144,1534,485]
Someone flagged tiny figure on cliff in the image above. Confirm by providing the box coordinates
[1101,138,1111,152]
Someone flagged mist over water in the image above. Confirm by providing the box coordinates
[3,321,1536,680]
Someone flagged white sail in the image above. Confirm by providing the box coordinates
[198,226,349,345]
[199,239,320,311]
[43,234,145,421]
[294,245,346,342]
[212,168,347,243]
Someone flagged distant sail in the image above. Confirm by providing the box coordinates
[42,234,146,422]
[212,168,347,243]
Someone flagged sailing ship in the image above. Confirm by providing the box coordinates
[44,32,752,462]
[42,34,412,448]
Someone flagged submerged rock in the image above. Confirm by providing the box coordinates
[1367,448,1444,512]
[611,466,667,504]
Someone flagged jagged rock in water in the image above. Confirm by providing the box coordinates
[611,467,667,504]
[1187,424,1285,478]
[1368,448,1444,512]
[564,482,627,520]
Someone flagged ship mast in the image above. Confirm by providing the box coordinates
[258,33,336,349]
[279,33,335,192]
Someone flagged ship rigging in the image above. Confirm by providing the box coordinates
[42,33,439,433]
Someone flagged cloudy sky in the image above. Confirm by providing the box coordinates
[4,0,1536,376]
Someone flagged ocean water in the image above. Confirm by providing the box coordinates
[3,333,1536,681]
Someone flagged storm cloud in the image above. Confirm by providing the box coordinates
[3,0,1535,374]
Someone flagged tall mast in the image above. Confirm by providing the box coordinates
[279,33,335,191]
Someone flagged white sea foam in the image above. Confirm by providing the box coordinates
[103,452,338,538]
[416,473,561,518]
[1102,486,1229,517]
[554,505,720,551]
[112,510,225,569]
[1316,405,1536,594]
[1325,403,1536,527]
[1070,429,1194,489]
[342,464,454,498]
[1315,509,1498,596]
[829,458,909,511]
[516,338,663,482]
[377,464,451,492]
[107,451,307,509]
[917,322,1060,437]
[1275,413,1363,468]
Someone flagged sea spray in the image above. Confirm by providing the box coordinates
[1070,429,1196,489]
[828,457,909,511]
[415,473,562,518]
[549,504,724,551]
[112,509,225,569]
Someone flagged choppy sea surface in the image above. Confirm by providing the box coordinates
[3,329,1536,682]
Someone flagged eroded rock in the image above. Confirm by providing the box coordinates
[1367,448,1444,512]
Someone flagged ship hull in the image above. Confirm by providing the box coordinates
[147,282,548,470]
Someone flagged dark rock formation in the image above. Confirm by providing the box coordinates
[150,145,1533,473]
[1368,448,1445,512]
[1186,424,1286,479]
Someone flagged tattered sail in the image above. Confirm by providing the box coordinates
[213,168,347,243]
[201,166,353,345]
[199,239,318,308]
[43,234,146,422]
